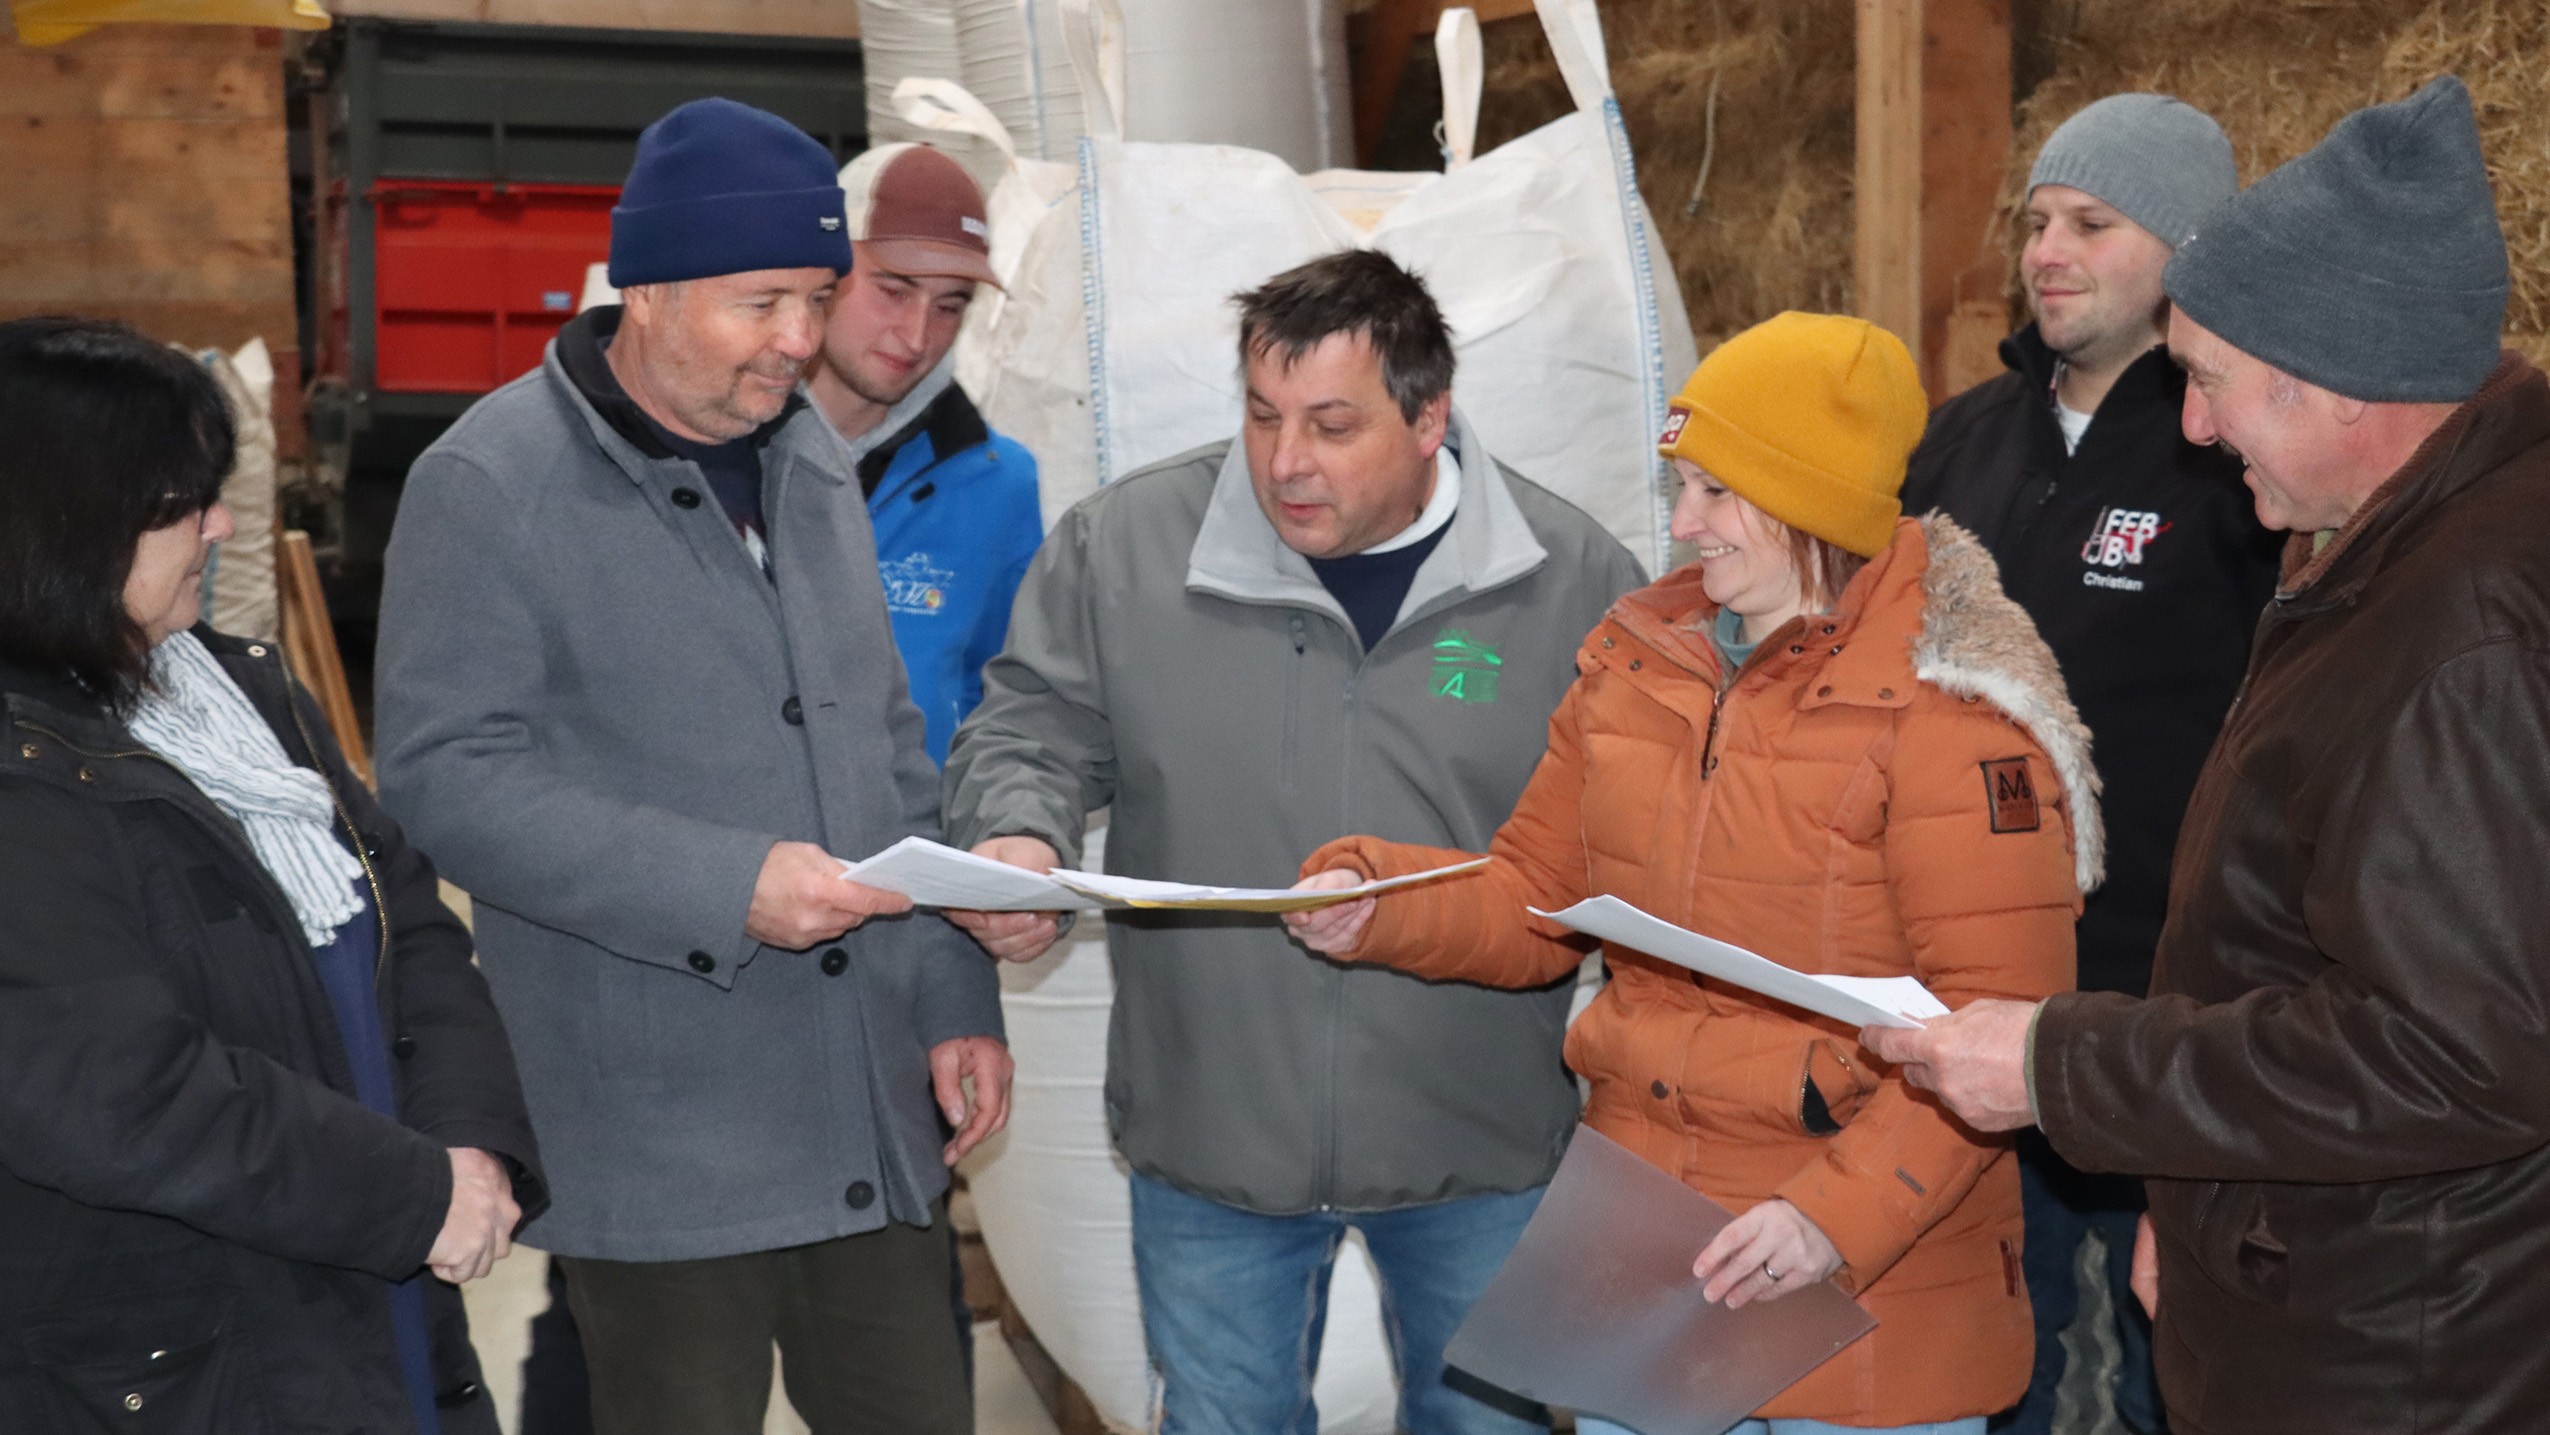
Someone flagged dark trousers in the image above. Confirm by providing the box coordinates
[1991,1132,2166,1435]
[557,1209,971,1435]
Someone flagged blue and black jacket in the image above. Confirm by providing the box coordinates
[858,382,1042,765]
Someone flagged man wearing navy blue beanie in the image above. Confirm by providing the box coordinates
[376,97,1002,1435]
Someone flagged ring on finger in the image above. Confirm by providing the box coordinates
[1762,1261,1781,1283]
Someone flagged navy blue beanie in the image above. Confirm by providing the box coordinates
[609,98,852,287]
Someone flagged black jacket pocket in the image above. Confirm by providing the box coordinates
[24,1288,265,1435]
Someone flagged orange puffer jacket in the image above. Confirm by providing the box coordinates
[1308,515,2099,1425]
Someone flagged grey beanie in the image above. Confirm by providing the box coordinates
[2164,76,2509,404]
[2029,93,2237,248]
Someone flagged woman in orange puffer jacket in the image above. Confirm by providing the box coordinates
[1289,313,2099,1435]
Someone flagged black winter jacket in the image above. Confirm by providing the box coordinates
[0,628,544,1435]
[1902,325,2279,995]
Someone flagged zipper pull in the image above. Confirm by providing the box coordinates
[1289,612,1307,656]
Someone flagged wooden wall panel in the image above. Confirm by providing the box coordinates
[0,24,302,453]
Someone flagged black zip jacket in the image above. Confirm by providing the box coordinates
[1902,325,2279,995]
[0,628,544,1435]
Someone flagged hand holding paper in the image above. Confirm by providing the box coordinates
[1858,998,2041,1131]
[1284,868,1376,953]
[948,836,1074,964]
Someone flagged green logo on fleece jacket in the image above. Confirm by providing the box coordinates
[1430,629,1503,703]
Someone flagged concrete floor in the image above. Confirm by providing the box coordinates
[458,1248,1061,1435]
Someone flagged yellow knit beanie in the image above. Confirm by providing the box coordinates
[1655,312,1927,559]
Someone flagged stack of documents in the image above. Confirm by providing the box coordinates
[1532,896,1949,1030]
[840,836,1486,914]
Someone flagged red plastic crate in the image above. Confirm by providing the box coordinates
[372,180,618,393]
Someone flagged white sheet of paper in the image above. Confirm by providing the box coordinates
[1531,895,1950,1030]
[1047,859,1488,912]
[1445,1125,1876,1435]
[838,836,1105,912]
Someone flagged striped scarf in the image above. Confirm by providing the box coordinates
[129,633,364,947]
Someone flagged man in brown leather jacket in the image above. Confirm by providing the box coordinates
[1865,77,2550,1434]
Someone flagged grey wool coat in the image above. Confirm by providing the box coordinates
[374,323,1001,1262]
[944,417,1646,1214]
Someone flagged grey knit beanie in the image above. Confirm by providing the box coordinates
[2028,94,2237,248]
[2164,76,2508,404]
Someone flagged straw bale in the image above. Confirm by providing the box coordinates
[1475,0,1857,347]
[2004,0,2550,367]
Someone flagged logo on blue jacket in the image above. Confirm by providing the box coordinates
[880,552,956,616]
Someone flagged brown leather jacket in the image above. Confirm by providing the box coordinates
[2034,354,2550,1434]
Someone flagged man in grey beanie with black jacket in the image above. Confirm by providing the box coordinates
[1868,76,2550,1433]
[1901,93,2276,1435]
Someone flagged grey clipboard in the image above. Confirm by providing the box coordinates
[1444,1126,1876,1435]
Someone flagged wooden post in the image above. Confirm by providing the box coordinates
[1921,0,2014,400]
[277,530,373,786]
[1854,0,1923,361]
[1856,0,2014,400]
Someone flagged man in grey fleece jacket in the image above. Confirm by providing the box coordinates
[942,251,1646,1433]
[374,99,1001,1435]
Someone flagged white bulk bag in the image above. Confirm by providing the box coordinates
[950,0,1349,173]
[963,0,1696,571]
[857,0,1005,189]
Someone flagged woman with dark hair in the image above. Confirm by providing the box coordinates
[0,316,544,1435]
[1289,314,2098,1434]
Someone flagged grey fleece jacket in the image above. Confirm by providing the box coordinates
[944,416,1646,1213]
[374,342,1001,1262]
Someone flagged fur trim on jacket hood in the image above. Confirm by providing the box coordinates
[1911,513,2106,894]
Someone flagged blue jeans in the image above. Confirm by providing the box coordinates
[1129,1171,1549,1435]
[1991,1132,2167,1435]
[1580,1420,1984,1435]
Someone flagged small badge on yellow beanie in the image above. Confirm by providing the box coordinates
[1658,406,1691,448]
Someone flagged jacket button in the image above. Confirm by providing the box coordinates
[124,1394,144,1411]
[1878,687,1894,699]
[671,487,703,509]
[437,1381,483,1408]
[782,696,805,726]
[1822,625,1837,635]
[391,1035,417,1060]
[1817,685,1834,697]
[16,743,34,759]
[247,643,268,657]
[821,947,849,976]
[845,1181,875,1209]
[1788,645,1804,654]
[1601,636,1614,648]
[688,950,716,974]
[77,766,95,783]
[1650,1079,1669,1100]
[1628,659,1642,671]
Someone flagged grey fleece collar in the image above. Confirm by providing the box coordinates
[833,350,960,474]
[1184,409,1547,638]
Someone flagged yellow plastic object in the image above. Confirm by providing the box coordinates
[10,0,328,45]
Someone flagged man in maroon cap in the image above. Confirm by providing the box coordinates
[810,142,1044,768]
